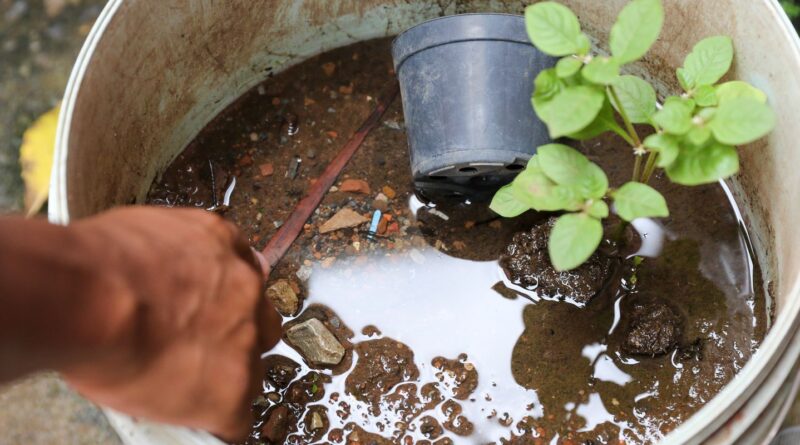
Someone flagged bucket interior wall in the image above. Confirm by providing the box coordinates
[54,0,800,443]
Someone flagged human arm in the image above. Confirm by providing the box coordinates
[0,206,282,440]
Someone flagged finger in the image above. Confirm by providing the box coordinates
[252,249,271,279]
[256,290,283,352]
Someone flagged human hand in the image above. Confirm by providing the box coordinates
[59,206,281,440]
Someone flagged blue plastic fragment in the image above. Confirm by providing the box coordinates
[367,210,382,240]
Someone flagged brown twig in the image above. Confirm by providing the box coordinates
[260,80,400,276]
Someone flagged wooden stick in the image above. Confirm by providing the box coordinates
[260,80,400,275]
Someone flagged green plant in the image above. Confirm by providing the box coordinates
[782,0,800,21]
[490,0,775,271]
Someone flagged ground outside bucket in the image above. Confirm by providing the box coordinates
[391,14,555,197]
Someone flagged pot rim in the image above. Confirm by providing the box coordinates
[392,13,531,70]
[48,1,800,443]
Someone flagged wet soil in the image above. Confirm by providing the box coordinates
[501,217,616,306]
[146,38,769,444]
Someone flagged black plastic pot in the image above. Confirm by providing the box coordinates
[392,14,555,198]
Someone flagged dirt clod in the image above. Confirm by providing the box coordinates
[501,218,613,305]
[622,299,683,356]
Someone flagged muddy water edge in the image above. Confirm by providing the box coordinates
[146,39,769,444]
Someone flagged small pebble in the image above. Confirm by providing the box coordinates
[322,62,336,77]
[382,186,397,199]
[296,265,313,282]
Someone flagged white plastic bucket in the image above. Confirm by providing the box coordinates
[49,1,800,444]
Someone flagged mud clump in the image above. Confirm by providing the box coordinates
[500,218,613,305]
[345,338,419,409]
[622,299,683,356]
[431,356,478,401]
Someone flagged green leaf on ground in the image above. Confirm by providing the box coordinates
[612,182,669,221]
[680,36,734,88]
[548,213,603,271]
[610,75,657,124]
[709,97,775,145]
[534,86,605,138]
[609,0,664,64]
[525,2,586,56]
[666,143,740,185]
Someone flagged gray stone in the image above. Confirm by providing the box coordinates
[286,319,345,366]
[266,279,299,316]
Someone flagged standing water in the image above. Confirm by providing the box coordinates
[147,39,768,444]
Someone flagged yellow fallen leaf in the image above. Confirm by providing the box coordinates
[20,104,60,217]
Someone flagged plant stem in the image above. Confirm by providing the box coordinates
[608,86,645,182]
[610,125,635,146]
[632,155,643,182]
[641,151,660,184]
[608,86,642,147]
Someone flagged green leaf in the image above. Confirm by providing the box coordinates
[582,57,620,85]
[534,86,605,138]
[537,143,591,185]
[666,143,739,185]
[687,126,711,146]
[548,213,603,271]
[653,99,693,134]
[677,68,691,92]
[566,99,622,141]
[579,162,609,199]
[610,75,657,124]
[609,0,664,64]
[587,200,609,219]
[693,85,718,107]
[612,182,669,221]
[575,34,592,56]
[535,144,608,200]
[556,57,583,78]
[681,36,734,88]
[533,68,561,100]
[525,2,585,56]
[716,81,767,105]
[643,133,680,167]
[490,184,530,217]
[709,97,775,145]
[512,168,556,210]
